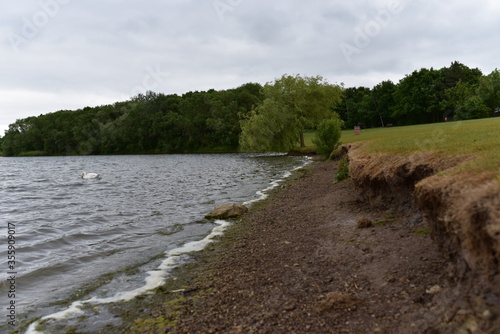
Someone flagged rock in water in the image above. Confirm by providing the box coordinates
[205,203,248,219]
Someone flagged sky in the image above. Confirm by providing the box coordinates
[1,0,499,135]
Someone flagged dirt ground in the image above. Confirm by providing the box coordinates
[18,156,498,334]
[155,159,469,334]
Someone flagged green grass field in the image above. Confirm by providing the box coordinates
[301,118,499,174]
[302,130,316,147]
[339,118,500,173]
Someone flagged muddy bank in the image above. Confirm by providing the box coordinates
[117,153,491,333]
[114,147,500,333]
[347,143,474,208]
[348,143,500,332]
[164,160,446,333]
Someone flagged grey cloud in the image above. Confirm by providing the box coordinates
[0,0,499,133]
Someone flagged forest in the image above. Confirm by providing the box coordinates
[1,83,264,156]
[336,61,500,128]
[1,61,499,156]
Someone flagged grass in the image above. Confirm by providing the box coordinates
[16,150,47,157]
[412,227,431,236]
[374,211,400,226]
[340,118,500,174]
[302,130,316,147]
[334,154,350,183]
[289,130,317,155]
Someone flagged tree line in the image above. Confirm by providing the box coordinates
[337,61,500,129]
[1,83,264,156]
[1,61,499,156]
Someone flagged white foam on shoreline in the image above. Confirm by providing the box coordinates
[25,219,231,334]
[25,156,311,334]
[243,156,312,206]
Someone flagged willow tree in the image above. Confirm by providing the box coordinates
[239,74,343,152]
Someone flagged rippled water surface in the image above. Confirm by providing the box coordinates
[0,154,308,331]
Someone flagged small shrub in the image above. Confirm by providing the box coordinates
[313,118,342,157]
[334,154,350,183]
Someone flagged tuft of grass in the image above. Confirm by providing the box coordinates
[412,227,431,236]
[334,154,350,183]
[374,218,398,226]
[329,146,344,160]
[373,211,399,226]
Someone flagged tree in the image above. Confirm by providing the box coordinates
[443,80,476,120]
[441,61,482,89]
[335,86,370,128]
[370,80,396,127]
[392,68,444,125]
[239,74,343,152]
[312,117,343,157]
[478,69,500,116]
[458,95,490,120]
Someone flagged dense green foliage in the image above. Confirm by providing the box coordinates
[1,62,498,156]
[1,83,263,156]
[312,117,343,157]
[337,62,500,128]
[239,74,343,152]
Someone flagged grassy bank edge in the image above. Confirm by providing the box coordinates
[339,117,500,176]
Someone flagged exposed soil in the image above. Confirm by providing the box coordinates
[346,144,500,334]
[115,150,500,334]
[17,148,499,334]
[135,158,482,334]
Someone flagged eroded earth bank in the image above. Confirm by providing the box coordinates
[125,145,499,334]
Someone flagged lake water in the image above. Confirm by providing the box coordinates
[0,154,309,333]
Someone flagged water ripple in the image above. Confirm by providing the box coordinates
[0,153,308,330]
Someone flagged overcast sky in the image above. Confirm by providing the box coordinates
[1,0,499,134]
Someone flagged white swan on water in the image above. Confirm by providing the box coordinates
[81,171,101,179]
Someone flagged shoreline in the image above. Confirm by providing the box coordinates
[17,155,311,334]
[123,155,497,333]
[23,150,499,333]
